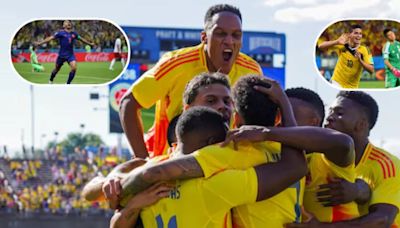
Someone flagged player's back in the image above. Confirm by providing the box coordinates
[140,163,259,227]
[193,141,305,227]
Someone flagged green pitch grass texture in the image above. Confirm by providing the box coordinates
[142,106,155,132]
[359,80,385,88]
[13,62,123,84]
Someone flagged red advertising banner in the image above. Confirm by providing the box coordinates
[12,52,128,63]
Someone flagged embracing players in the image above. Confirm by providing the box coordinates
[34,20,95,84]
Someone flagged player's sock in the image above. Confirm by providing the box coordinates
[67,70,76,84]
[32,64,44,72]
[109,59,115,70]
[121,58,125,68]
[49,70,58,82]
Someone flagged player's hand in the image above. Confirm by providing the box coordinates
[102,177,122,209]
[125,182,173,210]
[316,177,358,206]
[391,67,400,78]
[354,50,363,60]
[33,41,40,47]
[253,77,285,105]
[336,33,349,45]
[285,207,322,228]
[220,125,268,149]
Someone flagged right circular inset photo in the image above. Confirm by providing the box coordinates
[316,20,400,89]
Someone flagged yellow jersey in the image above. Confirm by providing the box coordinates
[131,43,262,157]
[140,167,259,227]
[193,141,305,227]
[356,143,400,227]
[304,153,359,222]
[331,44,373,88]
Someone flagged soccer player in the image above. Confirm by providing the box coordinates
[29,46,45,72]
[318,24,374,88]
[81,72,233,204]
[34,20,95,84]
[117,76,347,227]
[289,91,400,227]
[109,34,126,70]
[120,4,262,158]
[382,28,400,88]
[113,106,307,227]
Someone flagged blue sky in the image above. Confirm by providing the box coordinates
[1,0,399,156]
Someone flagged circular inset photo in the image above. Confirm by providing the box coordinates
[316,20,400,89]
[11,19,130,85]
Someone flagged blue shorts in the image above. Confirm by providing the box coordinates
[56,55,76,67]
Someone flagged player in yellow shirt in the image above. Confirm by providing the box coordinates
[117,76,354,227]
[81,72,234,205]
[319,24,374,88]
[120,4,262,158]
[289,91,400,227]
[111,106,306,228]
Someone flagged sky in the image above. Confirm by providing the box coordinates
[0,0,399,157]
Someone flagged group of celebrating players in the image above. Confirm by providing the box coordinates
[78,4,399,228]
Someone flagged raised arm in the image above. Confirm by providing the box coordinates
[34,35,55,46]
[79,36,95,46]
[222,126,354,167]
[318,34,348,50]
[119,92,149,158]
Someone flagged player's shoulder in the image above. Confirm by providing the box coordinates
[235,52,261,73]
[367,143,400,178]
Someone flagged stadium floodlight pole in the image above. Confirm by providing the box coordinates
[30,85,35,158]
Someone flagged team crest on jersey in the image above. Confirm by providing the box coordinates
[72,34,76,38]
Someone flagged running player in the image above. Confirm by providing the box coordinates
[109,34,126,70]
[289,91,400,227]
[120,4,262,158]
[34,20,95,84]
[319,24,374,88]
[382,28,400,88]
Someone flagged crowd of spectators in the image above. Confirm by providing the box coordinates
[0,146,128,216]
[317,20,400,57]
[12,20,126,52]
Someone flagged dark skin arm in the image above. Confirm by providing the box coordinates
[286,204,398,228]
[317,178,371,206]
[119,93,149,158]
[221,126,354,167]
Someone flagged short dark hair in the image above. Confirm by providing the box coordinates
[285,87,325,127]
[204,4,242,30]
[383,28,392,38]
[167,114,180,147]
[350,24,362,33]
[337,91,379,130]
[183,72,230,105]
[176,106,227,143]
[233,75,278,126]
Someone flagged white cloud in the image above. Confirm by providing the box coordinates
[264,0,287,7]
[271,0,397,23]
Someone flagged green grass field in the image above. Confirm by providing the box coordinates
[359,80,385,88]
[13,62,123,84]
[142,106,155,132]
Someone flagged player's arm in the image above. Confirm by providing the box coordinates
[79,36,95,46]
[34,36,55,46]
[255,145,307,201]
[287,204,397,228]
[119,92,149,159]
[110,183,172,228]
[355,51,374,74]
[222,126,354,167]
[318,34,348,50]
[81,158,147,202]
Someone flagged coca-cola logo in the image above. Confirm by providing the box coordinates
[85,53,110,62]
[37,53,58,62]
